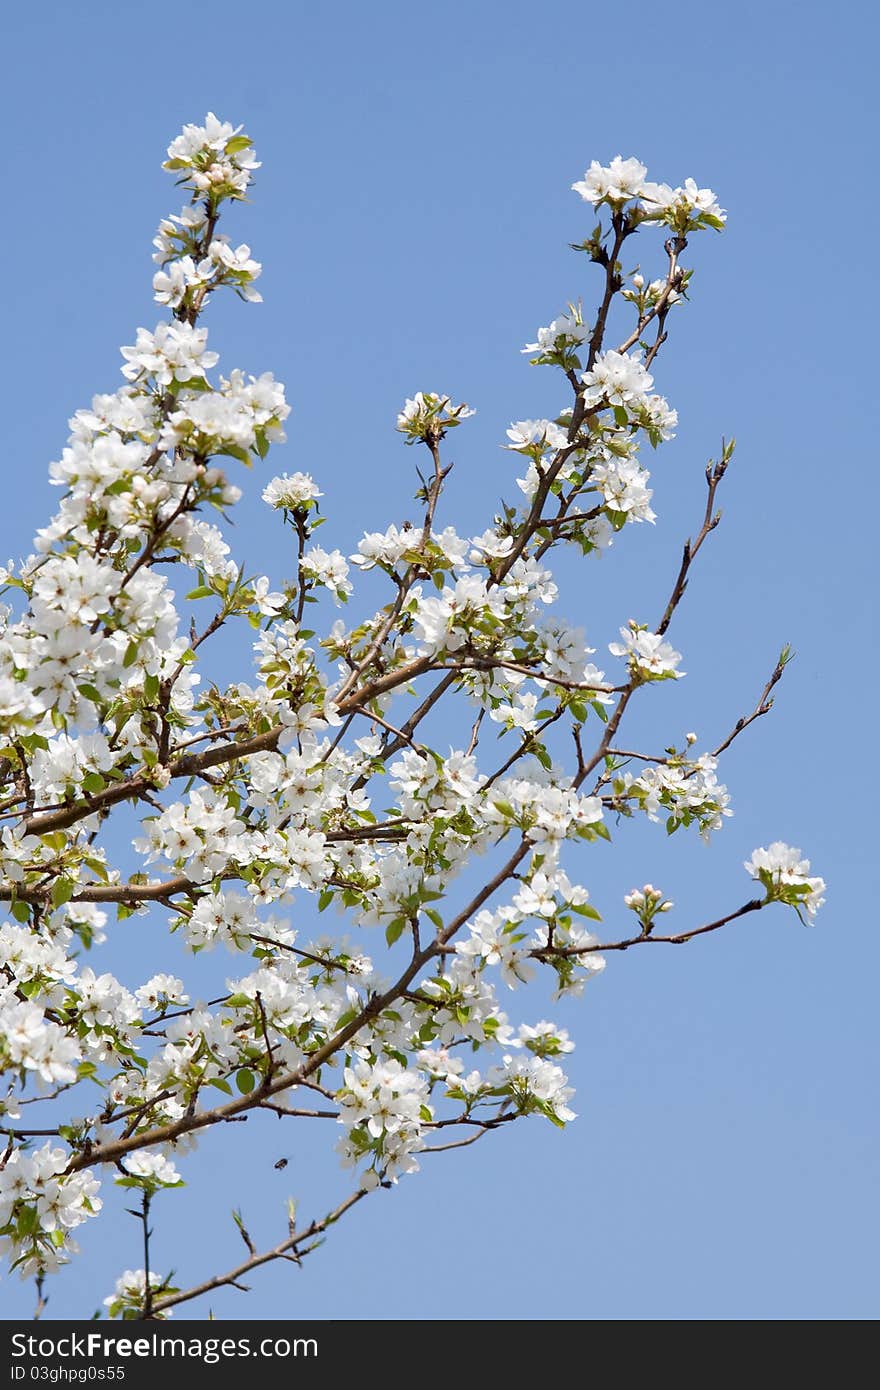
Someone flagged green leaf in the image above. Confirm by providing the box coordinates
[51,879,76,908]
[11,901,30,923]
[16,1205,40,1238]
[236,1068,256,1095]
[123,640,139,669]
[219,443,252,467]
[572,902,602,920]
[385,918,406,946]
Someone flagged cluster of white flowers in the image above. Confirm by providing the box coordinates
[350,522,419,571]
[487,1053,577,1124]
[159,370,289,461]
[153,241,262,310]
[640,178,727,233]
[300,545,352,603]
[572,155,650,205]
[118,1152,182,1189]
[262,471,322,511]
[455,844,606,998]
[0,1145,102,1278]
[0,994,80,1084]
[134,974,189,1013]
[609,623,684,681]
[506,418,570,457]
[615,754,731,840]
[396,392,475,443]
[121,321,218,387]
[104,1269,174,1320]
[522,307,590,366]
[135,792,270,885]
[745,843,826,920]
[572,155,726,232]
[591,455,656,523]
[164,112,260,201]
[337,1059,430,1184]
[582,349,654,410]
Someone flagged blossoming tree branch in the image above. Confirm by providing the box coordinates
[0,118,824,1319]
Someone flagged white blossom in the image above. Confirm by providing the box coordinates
[396,392,474,442]
[581,350,655,411]
[262,471,322,510]
[119,1152,182,1188]
[745,843,825,920]
[572,156,647,205]
[609,623,684,680]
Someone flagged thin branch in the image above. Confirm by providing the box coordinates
[346,705,426,754]
[616,235,685,357]
[656,447,731,638]
[466,708,484,757]
[530,897,766,959]
[483,708,565,789]
[254,991,276,1081]
[33,1272,47,1321]
[576,445,735,787]
[423,1129,491,1154]
[258,1102,338,1120]
[2,1127,65,1139]
[140,1190,153,1319]
[711,652,789,759]
[332,431,450,710]
[149,1188,369,1315]
[439,656,617,693]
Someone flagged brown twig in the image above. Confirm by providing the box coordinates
[530,898,766,959]
[149,1188,369,1315]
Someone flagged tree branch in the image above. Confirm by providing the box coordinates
[149,1188,369,1316]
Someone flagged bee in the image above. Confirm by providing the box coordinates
[274,1157,289,1170]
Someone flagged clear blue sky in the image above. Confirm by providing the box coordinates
[2,0,877,1320]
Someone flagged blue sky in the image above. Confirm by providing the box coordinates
[1,0,877,1320]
